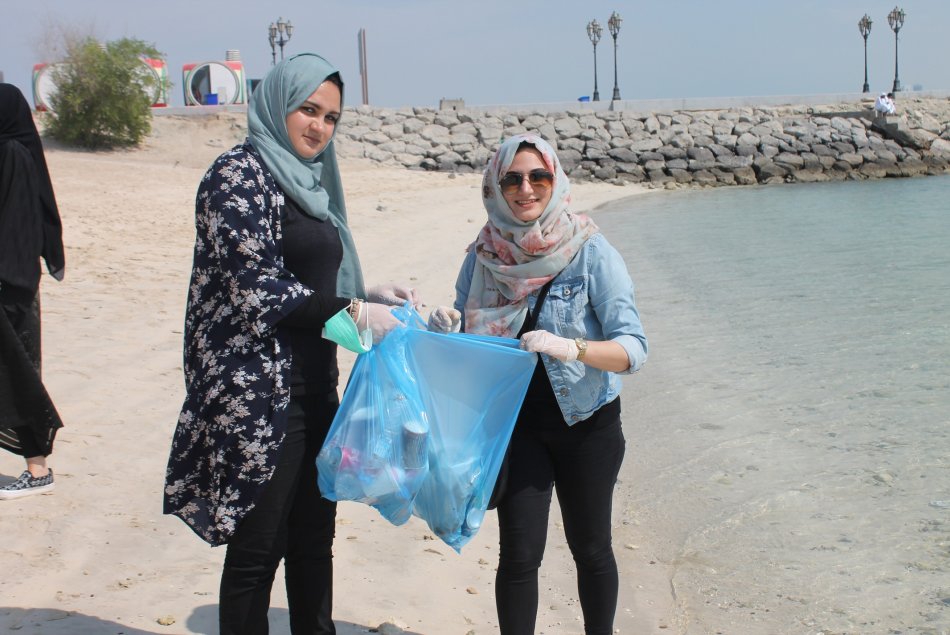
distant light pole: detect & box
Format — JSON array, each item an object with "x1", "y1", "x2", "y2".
[
  {"x1": 586, "y1": 19, "x2": 603, "y2": 101},
  {"x1": 268, "y1": 17, "x2": 294, "y2": 66},
  {"x1": 887, "y1": 6, "x2": 905, "y2": 92},
  {"x1": 607, "y1": 11, "x2": 622, "y2": 101},
  {"x1": 858, "y1": 14, "x2": 872, "y2": 93}
]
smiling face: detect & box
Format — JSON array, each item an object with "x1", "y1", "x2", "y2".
[
  {"x1": 500, "y1": 147, "x2": 554, "y2": 223},
  {"x1": 285, "y1": 79, "x2": 342, "y2": 159}
]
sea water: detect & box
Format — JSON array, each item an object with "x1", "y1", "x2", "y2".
[{"x1": 598, "y1": 175, "x2": 950, "y2": 634}]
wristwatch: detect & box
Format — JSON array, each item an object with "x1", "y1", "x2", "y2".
[{"x1": 574, "y1": 337, "x2": 588, "y2": 361}]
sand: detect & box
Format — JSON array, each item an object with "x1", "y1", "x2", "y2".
[{"x1": 0, "y1": 112, "x2": 664, "y2": 634}]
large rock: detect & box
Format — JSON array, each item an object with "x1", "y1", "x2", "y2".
[
  {"x1": 668, "y1": 168, "x2": 692, "y2": 183},
  {"x1": 754, "y1": 161, "x2": 787, "y2": 179},
  {"x1": 773, "y1": 152, "x2": 805, "y2": 168},
  {"x1": 608, "y1": 148, "x2": 639, "y2": 163},
  {"x1": 716, "y1": 155, "x2": 754, "y2": 170},
  {"x1": 733, "y1": 166, "x2": 758, "y2": 185},
  {"x1": 838, "y1": 152, "x2": 865, "y2": 167},
  {"x1": 419, "y1": 124, "x2": 452, "y2": 144},
  {"x1": 858, "y1": 163, "x2": 888, "y2": 178},
  {"x1": 553, "y1": 117, "x2": 582, "y2": 138},
  {"x1": 631, "y1": 138, "x2": 663, "y2": 152},
  {"x1": 691, "y1": 170, "x2": 719, "y2": 186},
  {"x1": 930, "y1": 138, "x2": 950, "y2": 159}
]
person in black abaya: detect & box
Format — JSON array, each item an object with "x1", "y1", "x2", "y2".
[{"x1": 0, "y1": 83, "x2": 65, "y2": 500}]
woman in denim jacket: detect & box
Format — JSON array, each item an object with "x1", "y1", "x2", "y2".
[{"x1": 428, "y1": 133, "x2": 648, "y2": 634}]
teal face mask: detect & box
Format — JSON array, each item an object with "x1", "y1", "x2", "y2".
[{"x1": 322, "y1": 307, "x2": 373, "y2": 354}]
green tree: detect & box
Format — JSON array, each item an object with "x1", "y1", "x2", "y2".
[{"x1": 47, "y1": 37, "x2": 166, "y2": 149}]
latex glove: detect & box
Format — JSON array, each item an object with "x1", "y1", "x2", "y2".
[
  {"x1": 366, "y1": 282, "x2": 423, "y2": 309},
  {"x1": 520, "y1": 330, "x2": 579, "y2": 363},
  {"x1": 362, "y1": 302, "x2": 406, "y2": 344},
  {"x1": 427, "y1": 306, "x2": 462, "y2": 333}
]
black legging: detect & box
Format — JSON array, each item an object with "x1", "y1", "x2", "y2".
[
  {"x1": 495, "y1": 398, "x2": 624, "y2": 635},
  {"x1": 219, "y1": 392, "x2": 339, "y2": 635}
]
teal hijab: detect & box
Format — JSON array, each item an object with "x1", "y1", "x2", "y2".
[{"x1": 248, "y1": 53, "x2": 364, "y2": 298}]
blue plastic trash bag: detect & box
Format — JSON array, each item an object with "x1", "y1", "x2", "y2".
[
  {"x1": 403, "y1": 324, "x2": 536, "y2": 552},
  {"x1": 316, "y1": 324, "x2": 430, "y2": 525},
  {"x1": 318, "y1": 303, "x2": 536, "y2": 551}
]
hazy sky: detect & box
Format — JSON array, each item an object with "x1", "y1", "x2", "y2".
[{"x1": 2, "y1": 0, "x2": 948, "y2": 109}]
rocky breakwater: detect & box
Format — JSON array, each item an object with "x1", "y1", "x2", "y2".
[{"x1": 335, "y1": 98, "x2": 950, "y2": 187}]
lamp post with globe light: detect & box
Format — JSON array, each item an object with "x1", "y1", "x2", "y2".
[
  {"x1": 586, "y1": 19, "x2": 603, "y2": 101},
  {"x1": 887, "y1": 7, "x2": 905, "y2": 92},
  {"x1": 268, "y1": 17, "x2": 294, "y2": 66},
  {"x1": 858, "y1": 14, "x2": 872, "y2": 93},
  {"x1": 607, "y1": 11, "x2": 622, "y2": 101}
]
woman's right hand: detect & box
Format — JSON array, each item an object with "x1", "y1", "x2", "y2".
[
  {"x1": 427, "y1": 306, "x2": 462, "y2": 333},
  {"x1": 361, "y1": 302, "x2": 406, "y2": 343}
]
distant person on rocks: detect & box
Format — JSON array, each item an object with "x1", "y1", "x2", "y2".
[
  {"x1": 875, "y1": 92, "x2": 896, "y2": 115},
  {"x1": 0, "y1": 83, "x2": 66, "y2": 500}
]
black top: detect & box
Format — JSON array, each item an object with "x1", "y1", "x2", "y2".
[
  {"x1": 515, "y1": 279, "x2": 565, "y2": 425},
  {"x1": 279, "y1": 196, "x2": 350, "y2": 395}
]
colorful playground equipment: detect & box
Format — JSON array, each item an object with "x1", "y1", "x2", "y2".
[
  {"x1": 31, "y1": 62, "x2": 62, "y2": 112},
  {"x1": 181, "y1": 50, "x2": 246, "y2": 106},
  {"x1": 31, "y1": 57, "x2": 170, "y2": 111}
]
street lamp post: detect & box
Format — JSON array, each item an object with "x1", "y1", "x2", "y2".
[
  {"x1": 586, "y1": 19, "x2": 602, "y2": 101},
  {"x1": 268, "y1": 17, "x2": 294, "y2": 66},
  {"x1": 858, "y1": 14, "x2": 872, "y2": 93},
  {"x1": 607, "y1": 11, "x2": 622, "y2": 101},
  {"x1": 887, "y1": 6, "x2": 905, "y2": 93}
]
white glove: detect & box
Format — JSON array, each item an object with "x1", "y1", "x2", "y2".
[
  {"x1": 366, "y1": 282, "x2": 423, "y2": 309},
  {"x1": 361, "y1": 302, "x2": 407, "y2": 344},
  {"x1": 520, "y1": 330, "x2": 578, "y2": 362},
  {"x1": 427, "y1": 306, "x2": 462, "y2": 333}
]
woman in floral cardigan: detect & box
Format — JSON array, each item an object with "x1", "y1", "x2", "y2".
[{"x1": 163, "y1": 53, "x2": 417, "y2": 635}]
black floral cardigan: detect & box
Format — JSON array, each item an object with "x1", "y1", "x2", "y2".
[{"x1": 164, "y1": 143, "x2": 313, "y2": 545}]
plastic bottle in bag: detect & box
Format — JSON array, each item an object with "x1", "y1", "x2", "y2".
[{"x1": 321, "y1": 445, "x2": 366, "y2": 501}]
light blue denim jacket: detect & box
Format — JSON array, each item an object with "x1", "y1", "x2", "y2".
[{"x1": 454, "y1": 233, "x2": 648, "y2": 425}]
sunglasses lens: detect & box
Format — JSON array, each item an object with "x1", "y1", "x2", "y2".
[
  {"x1": 499, "y1": 173, "x2": 523, "y2": 192},
  {"x1": 528, "y1": 170, "x2": 554, "y2": 187}
]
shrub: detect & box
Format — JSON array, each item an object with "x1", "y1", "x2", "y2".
[{"x1": 47, "y1": 37, "x2": 165, "y2": 149}]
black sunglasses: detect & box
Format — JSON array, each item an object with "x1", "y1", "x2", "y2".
[{"x1": 498, "y1": 169, "x2": 555, "y2": 193}]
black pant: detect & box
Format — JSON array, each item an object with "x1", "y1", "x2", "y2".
[
  {"x1": 495, "y1": 398, "x2": 624, "y2": 635},
  {"x1": 219, "y1": 392, "x2": 339, "y2": 635}
]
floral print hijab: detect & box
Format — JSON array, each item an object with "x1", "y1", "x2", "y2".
[{"x1": 464, "y1": 133, "x2": 598, "y2": 337}]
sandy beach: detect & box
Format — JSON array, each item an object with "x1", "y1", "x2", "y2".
[{"x1": 0, "y1": 112, "x2": 662, "y2": 634}]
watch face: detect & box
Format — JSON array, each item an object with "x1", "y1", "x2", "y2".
[{"x1": 575, "y1": 337, "x2": 588, "y2": 358}]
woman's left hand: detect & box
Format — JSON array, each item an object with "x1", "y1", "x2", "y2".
[
  {"x1": 366, "y1": 283, "x2": 423, "y2": 309},
  {"x1": 520, "y1": 330, "x2": 579, "y2": 362}
]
